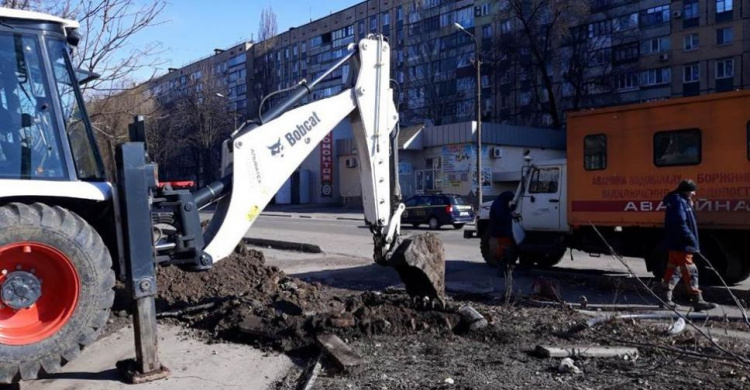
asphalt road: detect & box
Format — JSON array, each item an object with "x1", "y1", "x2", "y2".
[{"x1": 247, "y1": 214, "x2": 652, "y2": 278}]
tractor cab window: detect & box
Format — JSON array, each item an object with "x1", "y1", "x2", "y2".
[
  {"x1": 529, "y1": 167, "x2": 561, "y2": 194},
  {"x1": 46, "y1": 39, "x2": 104, "y2": 181},
  {"x1": 0, "y1": 32, "x2": 66, "y2": 179}
]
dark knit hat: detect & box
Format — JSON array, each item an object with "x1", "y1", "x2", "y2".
[{"x1": 676, "y1": 179, "x2": 697, "y2": 193}]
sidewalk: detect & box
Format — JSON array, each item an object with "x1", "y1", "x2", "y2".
[{"x1": 261, "y1": 203, "x2": 364, "y2": 221}]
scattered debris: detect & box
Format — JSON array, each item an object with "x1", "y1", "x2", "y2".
[
  {"x1": 298, "y1": 353, "x2": 323, "y2": 390},
  {"x1": 316, "y1": 334, "x2": 364, "y2": 369},
  {"x1": 557, "y1": 358, "x2": 581, "y2": 374},
  {"x1": 458, "y1": 305, "x2": 488, "y2": 331},
  {"x1": 444, "y1": 377, "x2": 455, "y2": 384},
  {"x1": 667, "y1": 317, "x2": 686, "y2": 335},
  {"x1": 536, "y1": 345, "x2": 639, "y2": 359}
]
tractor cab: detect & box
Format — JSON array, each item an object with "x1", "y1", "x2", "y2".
[{"x1": 0, "y1": 8, "x2": 104, "y2": 183}]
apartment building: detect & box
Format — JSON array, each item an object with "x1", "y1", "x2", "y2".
[
  {"x1": 495, "y1": 0, "x2": 749, "y2": 127},
  {"x1": 146, "y1": 41, "x2": 253, "y2": 120}
]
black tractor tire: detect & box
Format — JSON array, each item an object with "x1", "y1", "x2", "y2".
[
  {"x1": 0, "y1": 203, "x2": 115, "y2": 383},
  {"x1": 453, "y1": 224, "x2": 465, "y2": 230},
  {"x1": 480, "y1": 230, "x2": 497, "y2": 267},
  {"x1": 428, "y1": 217, "x2": 441, "y2": 230}
]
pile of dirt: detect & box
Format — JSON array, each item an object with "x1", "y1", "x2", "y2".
[{"x1": 155, "y1": 248, "x2": 460, "y2": 351}]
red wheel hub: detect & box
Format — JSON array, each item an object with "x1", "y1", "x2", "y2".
[{"x1": 0, "y1": 242, "x2": 79, "y2": 345}]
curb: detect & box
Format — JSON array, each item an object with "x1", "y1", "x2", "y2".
[
  {"x1": 260, "y1": 212, "x2": 363, "y2": 222},
  {"x1": 243, "y1": 238, "x2": 323, "y2": 254}
]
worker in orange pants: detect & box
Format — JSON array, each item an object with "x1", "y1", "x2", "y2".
[
  {"x1": 488, "y1": 191, "x2": 517, "y2": 277},
  {"x1": 661, "y1": 179, "x2": 716, "y2": 311}
]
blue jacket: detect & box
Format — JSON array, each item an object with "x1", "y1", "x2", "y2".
[
  {"x1": 489, "y1": 191, "x2": 515, "y2": 238},
  {"x1": 663, "y1": 192, "x2": 700, "y2": 253}
]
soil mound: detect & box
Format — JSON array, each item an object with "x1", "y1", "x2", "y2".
[{"x1": 156, "y1": 249, "x2": 460, "y2": 351}]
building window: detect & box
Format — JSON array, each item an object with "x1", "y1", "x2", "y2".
[
  {"x1": 715, "y1": 58, "x2": 734, "y2": 79},
  {"x1": 654, "y1": 129, "x2": 702, "y2": 167},
  {"x1": 641, "y1": 67, "x2": 671, "y2": 86},
  {"x1": 482, "y1": 25, "x2": 493, "y2": 39},
  {"x1": 716, "y1": 27, "x2": 733, "y2": 45},
  {"x1": 683, "y1": 0, "x2": 699, "y2": 20},
  {"x1": 641, "y1": 36, "x2": 670, "y2": 55},
  {"x1": 529, "y1": 168, "x2": 561, "y2": 194},
  {"x1": 613, "y1": 42, "x2": 639, "y2": 64},
  {"x1": 584, "y1": 134, "x2": 607, "y2": 171},
  {"x1": 370, "y1": 15, "x2": 378, "y2": 32},
  {"x1": 382, "y1": 12, "x2": 390, "y2": 27},
  {"x1": 684, "y1": 33, "x2": 699, "y2": 51},
  {"x1": 500, "y1": 20, "x2": 512, "y2": 34},
  {"x1": 396, "y1": 6, "x2": 403, "y2": 21},
  {"x1": 640, "y1": 5, "x2": 670, "y2": 28},
  {"x1": 716, "y1": 0, "x2": 733, "y2": 13},
  {"x1": 683, "y1": 63, "x2": 700, "y2": 83},
  {"x1": 613, "y1": 72, "x2": 639, "y2": 90}
]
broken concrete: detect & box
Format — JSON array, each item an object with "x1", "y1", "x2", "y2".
[{"x1": 316, "y1": 334, "x2": 364, "y2": 369}]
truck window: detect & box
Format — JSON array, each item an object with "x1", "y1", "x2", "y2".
[
  {"x1": 654, "y1": 129, "x2": 701, "y2": 167},
  {"x1": 529, "y1": 167, "x2": 561, "y2": 194},
  {"x1": 584, "y1": 134, "x2": 607, "y2": 170}
]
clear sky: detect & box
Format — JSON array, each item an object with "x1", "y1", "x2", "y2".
[{"x1": 128, "y1": 0, "x2": 361, "y2": 81}]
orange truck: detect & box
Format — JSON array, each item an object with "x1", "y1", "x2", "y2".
[{"x1": 476, "y1": 90, "x2": 750, "y2": 284}]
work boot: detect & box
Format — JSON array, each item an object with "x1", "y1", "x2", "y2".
[
  {"x1": 661, "y1": 288, "x2": 676, "y2": 309},
  {"x1": 691, "y1": 293, "x2": 717, "y2": 311}
]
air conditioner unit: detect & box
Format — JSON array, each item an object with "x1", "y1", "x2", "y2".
[
  {"x1": 345, "y1": 157, "x2": 358, "y2": 168},
  {"x1": 673, "y1": 10, "x2": 682, "y2": 19},
  {"x1": 490, "y1": 147, "x2": 503, "y2": 159},
  {"x1": 658, "y1": 53, "x2": 670, "y2": 62}
]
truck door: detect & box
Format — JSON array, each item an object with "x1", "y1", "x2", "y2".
[{"x1": 521, "y1": 166, "x2": 562, "y2": 231}]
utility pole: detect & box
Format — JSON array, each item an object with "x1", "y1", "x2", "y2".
[{"x1": 454, "y1": 23, "x2": 483, "y2": 212}]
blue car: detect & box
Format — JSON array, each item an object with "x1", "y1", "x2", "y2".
[{"x1": 401, "y1": 194, "x2": 474, "y2": 230}]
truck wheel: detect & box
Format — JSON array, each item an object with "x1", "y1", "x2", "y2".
[
  {"x1": 519, "y1": 247, "x2": 566, "y2": 268},
  {"x1": 480, "y1": 230, "x2": 498, "y2": 267},
  {"x1": 428, "y1": 217, "x2": 440, "y2": 230},
  {"x1": 0, "y1": 203, "x2": 115, "y2": 383},
  {"x1": 699, "y1": 234, "x2": 750, "y2": 286}
]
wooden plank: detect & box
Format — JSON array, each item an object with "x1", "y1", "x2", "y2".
[
  {"x1": 535, "y1": 345, "x2": 639, "y2": 358},
  {"x1": 316, "y1": 334, "x2": 364, "y2": 368}
]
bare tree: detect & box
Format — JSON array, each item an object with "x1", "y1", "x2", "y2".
[
  {"x1": 157, "y1": 65, "x2": 233, "y2": 186},
  {"x1": 4, "y1": 0, "x2": 167, "y2": 98},
  {"x1": 85, "y1": 81, "x2": 160, "y2": 178},
  {"x1": 494, "y1": 0, "x2": 588, "y2": 128},
  {"x1": 250, "y1": 6, "x2": 279, "y2": 120}
]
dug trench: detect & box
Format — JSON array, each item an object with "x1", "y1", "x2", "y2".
[{"x1": 104, "y1": 246, "x2": 750, "y2": 389}]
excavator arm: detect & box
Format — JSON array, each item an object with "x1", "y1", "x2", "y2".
[
  {"x1": 202, "y1": 36, "x2": 400, "y2": 264},
  {"x1": 153, "y1": 35, "x2": 444, "y2": 302}
]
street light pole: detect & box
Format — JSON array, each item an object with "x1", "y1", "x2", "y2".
[{"x1": 454, "y1": 23, "x2": 483, "y2": 213}]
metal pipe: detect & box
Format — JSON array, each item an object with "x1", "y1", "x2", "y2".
[
  {"x1": 154, "y1": 242, "x2": 176, "y2": 252},
  {"x1": 193, "y1": 175, "x2": 232, "y2": 209},
  {"x1": 585, "y1": 312, "x2": 709, "y2": 328}
]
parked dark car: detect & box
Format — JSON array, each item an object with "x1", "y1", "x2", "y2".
[{"x1": 401, "y1": 194, "x2": 474, "y2": 230}]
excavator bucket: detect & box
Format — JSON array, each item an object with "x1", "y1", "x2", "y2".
[{"x1": 387, "y1": 233, "x2": 446, "y2": 305}]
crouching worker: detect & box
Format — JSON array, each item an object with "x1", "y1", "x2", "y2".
[
  {"x1": 661, "y1": 179, "x2": 717, "y2": 311},
  {"x1": 489, "y1": 191, "x2": 518, "y2": 278}
]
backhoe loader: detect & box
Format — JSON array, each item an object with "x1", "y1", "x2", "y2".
[{"x1": 0, "y1": 8, "x2": 445, "y2": 383}]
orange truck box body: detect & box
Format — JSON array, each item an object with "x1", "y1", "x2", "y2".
[{"x1": 566, "y1": 90, "x2": 750, "y2": 231}]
